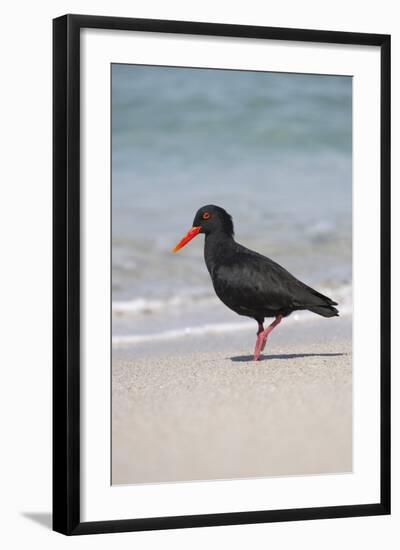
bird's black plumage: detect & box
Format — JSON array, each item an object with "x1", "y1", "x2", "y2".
[{"x1": 191, "y1": 204, "x2": 339, "y2": 324}]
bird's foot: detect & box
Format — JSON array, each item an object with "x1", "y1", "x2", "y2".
[
  {"x1": 253, "y1": 331, "x2": 264, "y2": 361},
  {"x1": 255, "y1": 333, "x2": 269, "y2": 357}
]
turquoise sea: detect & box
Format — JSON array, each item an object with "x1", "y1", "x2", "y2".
[{"x1": 111, "y1": 64, "x2": 352, "y2": 343}]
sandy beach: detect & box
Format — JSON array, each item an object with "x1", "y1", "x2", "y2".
[{"x1": 112, "y1": 316, "x2": 352, "y2": 485}]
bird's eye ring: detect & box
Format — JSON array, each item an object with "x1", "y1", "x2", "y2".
[{"x1": 202, "y1": 212, "x2": 211, "y2": 220}]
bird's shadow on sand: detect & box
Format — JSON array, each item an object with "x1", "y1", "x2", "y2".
[{"x1": 230, "y1": 352, "x2": 346, "y2": 362}]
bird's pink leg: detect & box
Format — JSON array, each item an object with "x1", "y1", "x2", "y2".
[
  {"x1": 253, "y1": 322, "x2": 265, "y2": 361},
  {"x1": 260, "y1": 315, "x2": 283, "y2": 352},
  {"x1": 253, "y1": 315, "x2": 283, "y2": 361}
]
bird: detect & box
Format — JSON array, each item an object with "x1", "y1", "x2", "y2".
[{"x1": 172, "y1": 204, "x2": 339, "y2": 361}]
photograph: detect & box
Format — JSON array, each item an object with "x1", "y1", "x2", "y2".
[{"x1": 111, "y1": 63, "x2": 353, "y2": 485}]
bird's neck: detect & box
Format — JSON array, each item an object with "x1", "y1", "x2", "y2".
[{"x1": 204, "y1": 231, "x2": 235, "y2": 275}]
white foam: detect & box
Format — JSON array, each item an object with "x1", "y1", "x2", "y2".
[
  {"x1": 112, "y1": 292, "x2": 217, "y2": 316},
  {"x1": 112, "y1": 306, "x2": 352, "y2": 347},
  {"x1": 113, "y1": 283, "x2": 352, "y2": 317},
  {"x1": 112, "y1": 321, "x2": 251, "y2": 346}
]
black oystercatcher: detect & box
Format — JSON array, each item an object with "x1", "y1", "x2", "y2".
[{"x1": 172, "y1": 205, "x2": 339, "y2": 361}]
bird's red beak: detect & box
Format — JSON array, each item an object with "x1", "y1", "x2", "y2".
[{"x1": 172, "y1": 226, "x2": 201, "y2": 252}]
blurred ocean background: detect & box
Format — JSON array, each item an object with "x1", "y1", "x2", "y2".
[{"x1": 112, "y1": 64, "x2": 352, "y2": 345}]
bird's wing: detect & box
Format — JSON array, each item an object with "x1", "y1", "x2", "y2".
[{"x1": 212, "y1": 246, "x2": 336, "y2": 314}]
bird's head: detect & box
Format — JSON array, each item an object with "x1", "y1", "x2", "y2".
[{"x1": 172, "y1": 205, "x2": 234, "y2": 252}]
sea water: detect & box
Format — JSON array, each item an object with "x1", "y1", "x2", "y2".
[{"x1": 111, "y1": 64, "x2": 352, "y2": 344}]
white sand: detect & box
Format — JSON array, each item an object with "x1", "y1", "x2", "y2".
[{"x1": 112, "y1": 317, "x2": 352, "y2": 485}]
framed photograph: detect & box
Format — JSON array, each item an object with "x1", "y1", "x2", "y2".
[{"x1": 53, "y1": 14, "x2": 391, "y2": 535}]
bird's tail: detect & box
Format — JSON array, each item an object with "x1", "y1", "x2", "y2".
[
  {"x1": 304, "y1": 286, "x2": 339, "y2": 318},
  {"x1": 307, "y1": 304, "x2": 339, "y2": 318}
]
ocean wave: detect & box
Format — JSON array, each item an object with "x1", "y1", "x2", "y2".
[
  {"x1": 113, "y1": 283, "x2": 352, "y2": 317},
  {"x1": 112, "y1": 287, "x2": 352, "y2": 346},
  {"x1": 112, "y1": 291, "x2": 217, "y2": 316},
  {"x1": 112, "y1": 321, "x2": 251, "y2": 346}
]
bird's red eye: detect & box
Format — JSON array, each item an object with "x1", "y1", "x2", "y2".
[{"x1": 202, "y1": 212, "x2": 211, "y2": 220}]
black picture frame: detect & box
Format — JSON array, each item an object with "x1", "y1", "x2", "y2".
[{"x1": 53, "y1": 14, "x2": 391, "y2": 535}]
